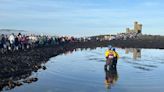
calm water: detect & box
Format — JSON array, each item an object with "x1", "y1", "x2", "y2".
[{"x1": 8, "y1": 48, "x2": 164, "y2": 92}]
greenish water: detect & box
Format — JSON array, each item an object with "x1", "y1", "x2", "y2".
[{"x1": 9, "y1": 48, "x2": 164, "y2": 92}]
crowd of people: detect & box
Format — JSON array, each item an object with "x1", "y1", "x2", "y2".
[
  {"x1": 0, "y1": 33, "x2": 77, "y2": 54},
  {"x1": 0, "y1": 32, "x2": 142, "y2": 54},
  {"x1": 115, "y1": 32, "x2": 141, "y2": 40}
]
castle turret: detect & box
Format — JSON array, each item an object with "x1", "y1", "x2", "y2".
[
  {"x1": 137, "y1": 24, "x2": 142, "y2": 33},
  {"x1": 134, "y1": 21, "x2": 138, "y2": 32},
  {"x1": 134, "y1": 21, "x2": 142, "y2": 33}
]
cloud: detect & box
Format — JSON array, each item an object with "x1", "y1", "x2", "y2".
[
  {"x1": 143, "y1": 1, "x2": 160, "y2": 6},
  {"x1": 0, "y1": 0, "x2": 164, "y2": 36}
]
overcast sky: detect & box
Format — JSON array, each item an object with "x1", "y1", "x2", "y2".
[{"x1": 0, "y1": 0, "x2": 164, "y2": 36}]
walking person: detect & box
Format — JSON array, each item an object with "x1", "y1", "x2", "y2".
[
  {"x1": 112, "y1": 48, "x2": 119, "y2": 68},
  {"x1": 105, "y1": 45, "x2": 115, "y2": 70}
]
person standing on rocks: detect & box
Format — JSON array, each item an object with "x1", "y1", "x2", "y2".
[
  {"x1": 8, "y1": 33, "x2": 15, "y2": 51},
  {"x1": 0, "y1": 34, "x2": 7, "y2": 53}
]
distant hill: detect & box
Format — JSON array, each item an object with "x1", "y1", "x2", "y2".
[
  {"x1": 0, "y1": 29, "x2": 30, "y2": 35},
  {"x1": 0, "y1": 29, "x2": 25, "y2": 33}
]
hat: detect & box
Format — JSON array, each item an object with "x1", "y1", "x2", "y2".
[
  {"x1": 112, "y1": 48, "x2": 116, "y2": 51},
  {"x1": 108, "y1": 45, "x2": 112, "y2": 50}
]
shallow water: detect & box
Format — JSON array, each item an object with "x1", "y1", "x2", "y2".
[{"x1": 8, "y1": 48, "x2": 164, "y2": 92}]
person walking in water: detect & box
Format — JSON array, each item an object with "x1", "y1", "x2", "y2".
[
  {"x1": 112, "y1": 48, "x2": 119, "y2": 68},
  {"x1": 105, "y1": 45, "x2": 115, "y2": 70}
]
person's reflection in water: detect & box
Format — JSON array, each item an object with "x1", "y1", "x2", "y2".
[{"x1": 104, "y1": 66, "x2": 118, "y2": 89}]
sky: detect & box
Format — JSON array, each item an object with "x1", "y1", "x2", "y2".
[{"x1": 0, "y1": 0, "x2": 164, "y2": 37}]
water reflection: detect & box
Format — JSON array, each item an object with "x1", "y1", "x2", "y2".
[
  {"x1": 0, "y1": 47, "x2": 101, "y2": 91},
  {"x1": 0, "y1": 63, "x2": 47, "y2": 91},
  {"x1": 124, "y1": 48, "x2": 159, "y2": 71},
  {"x1": 125, "y1": 48, "x2": 141, "y2": 59},
  {"x1": 104, "y1": 67, "x2": 118, "y2": 89},
  {"x1": 0, "y1": 72, "x2": 38, "y2": 91},
  {"x1": 1, "y1": 47, "x2": 164, "y2": 92},
  {"x1": 63, "y1": 47, "x2": 98, "y2": 55}
]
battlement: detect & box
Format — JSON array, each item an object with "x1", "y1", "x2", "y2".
[{"x1": 126, "y1": 21, "x2": 142, "y2": 34}]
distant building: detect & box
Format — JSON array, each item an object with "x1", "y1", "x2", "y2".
[{"x1": 126, "y1": 21, "x2": 142, "y2": 34}]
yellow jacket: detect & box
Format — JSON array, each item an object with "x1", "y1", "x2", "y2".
[
  {"x1": 105, "y1": 50, "x2": 116, "y2": 57},
  {"x1": 105, "y1": 50, "x2": 119, "y2": 59},
  {"x1": 113, "y1": 51, "x2": 119, "y2": 59}
]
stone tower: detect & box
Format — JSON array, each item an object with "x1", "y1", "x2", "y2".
[
  {"x1": 134, "y1": 21, "x2": 142, "y2": 33},
  {"x1": 137, "y1": 24, "x2": 142, "y2": 33}
]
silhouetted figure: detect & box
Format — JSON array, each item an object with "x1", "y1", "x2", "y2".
[
  {"x1": 112, "y1": 48, "x2": 119, "y2": 68},
  {"x1": 105, "y1": 46, "x2": 119, "y2": 71},
  {"x1": 104, "y1": 45, "x2": 114, "y2": 71}
]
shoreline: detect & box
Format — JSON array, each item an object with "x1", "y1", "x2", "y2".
[
  {"x1": 1, "y1": 40, "x2": 164, "y2": 77},
  {"x1": 1, "y1": 40, "x2": 164, "y2": 78},
  {"x1": 0, "y1": 40, "x2": 164, "y2": 90},
  {"x1": 109, "y1": 39, "x2": 164, "y2": 49}
]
